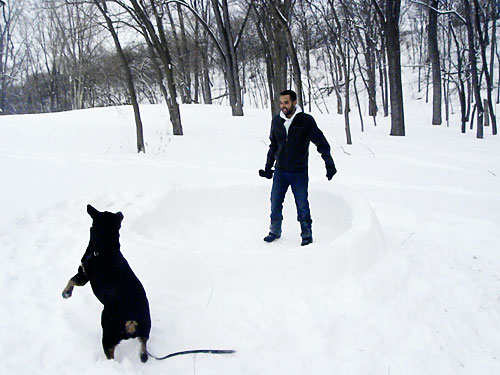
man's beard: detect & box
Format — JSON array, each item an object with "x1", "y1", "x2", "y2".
[{"x1": 282, "y1": 106, "x2": 295, "y2": 116}]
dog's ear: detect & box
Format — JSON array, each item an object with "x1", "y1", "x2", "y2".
[
  {"x1": 87, "y1": 204, "x2": 99, "y2": 219},
  {"x1": 116, "y1": 212, "x2": 124, "y2": 222}
]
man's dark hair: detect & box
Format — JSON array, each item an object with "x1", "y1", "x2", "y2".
[{"x1": 279, "y1": 89, "x2": 297, "y2": 101}]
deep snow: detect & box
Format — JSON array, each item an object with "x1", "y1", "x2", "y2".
[{"x1": 0, "y1": 100, "x2": 499, "y2": 374}]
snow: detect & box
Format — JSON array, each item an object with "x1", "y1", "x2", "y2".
[{"x1": 0, "y1": 101, "x2": 499, "y2": 374}]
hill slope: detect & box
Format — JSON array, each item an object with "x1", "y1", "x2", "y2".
[{"x1": 0, "y1": 103, "x2": 499, "y2": 374}]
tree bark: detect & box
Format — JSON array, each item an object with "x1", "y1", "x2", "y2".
[
  {"x1": 450, "y1": 21, "x2": 467, "y2": 133},
  {"x1": 473, "y1": 0, "x2": 496, "y2": 135},
  {"x1": 463, "y1": 0, "x2": 484, "y2": 139},
  {"x1": 373, "y1": 0, "x2": 405, "y2": 135},
  {"x1": 365, "y1": 24, "x2": 378, "y2": 118},
  {"x1": 428, "y1": 0, "x2": 442, "y2": 125}
]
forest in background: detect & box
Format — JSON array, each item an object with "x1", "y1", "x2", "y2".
[{"x1": 1, "y1": 0, "x2": 498, "y2": 150}]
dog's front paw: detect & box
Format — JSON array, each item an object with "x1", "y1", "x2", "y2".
[{"x1": 62, "y1": 286, "x2": 73, "y2": 299}]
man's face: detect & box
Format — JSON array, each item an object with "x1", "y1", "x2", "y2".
[{"x1": 280, "y1": 95, "x2": 297, "y2": 118}]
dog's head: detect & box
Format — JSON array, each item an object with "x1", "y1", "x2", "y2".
[
  {"x1": 87, "y1": 204, "x2": 123, "y2": 230},
  {"x1": 81, "y1": 205, "x2": 124, "y2": 268}
]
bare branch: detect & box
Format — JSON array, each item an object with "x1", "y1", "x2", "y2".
[
  {"x1": 408, "y1": 0, "x2": 466, "y2": 24},
  {"x1": 371, "y1": 0, "x2": 386, "y2": 25},
  {"x1": 234, "y1": 0, "x2": 253, "y2": 50},
  {"x1": 161, "y1": 0, "x2": 225, "y2": 58}
]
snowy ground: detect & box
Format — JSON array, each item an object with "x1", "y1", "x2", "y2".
[{"x1": 0, "y1": 100, "x2": 499, "y2": 374}]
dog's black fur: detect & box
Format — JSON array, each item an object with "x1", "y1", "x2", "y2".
[{"x1": 62, "y1": 205, "x2": 151, "y2": 362}]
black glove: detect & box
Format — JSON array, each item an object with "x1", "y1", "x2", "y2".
[
  {"x1": 259, "y1": 168, "x2": 274, "y2": 179},
  {"x1": 326, "y1": 163, "x2": 337, "y2": 180}
]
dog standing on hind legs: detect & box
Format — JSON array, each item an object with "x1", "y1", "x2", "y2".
[{"x1": 62, "y1": 204, "x2": 151, "y2": 362}]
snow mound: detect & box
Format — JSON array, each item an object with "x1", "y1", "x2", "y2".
[{"x1": 128, "y1": 184, "x2": 384, "y2": 273}]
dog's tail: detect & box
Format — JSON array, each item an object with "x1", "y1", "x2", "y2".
[{"x1": 125, "y1": 320, "x2": 139, "y2": 334}]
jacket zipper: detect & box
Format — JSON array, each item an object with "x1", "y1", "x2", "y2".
[{"x1": 285, "y1": 122, "x2": 289, "y2": 169}]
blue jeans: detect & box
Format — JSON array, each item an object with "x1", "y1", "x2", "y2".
[{"x1": 270, "y1": 168, "x2": 312, "y2": 224}]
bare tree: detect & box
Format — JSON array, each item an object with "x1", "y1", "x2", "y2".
[
  {"x1": 463, "y1": 0, "x2": 484, "y2": 138},
  {"x1": 251, "y1": 0, "x2": 289, "y2": 116},
  {"x1": 489, "y1": 0, "x2": 497, "y2": 108},
  {"x1": 428, "y1": 0, "x2": 442, "y2": 125},
  {"x1": 51, "y1": 0, "x2": 105, "y2": 110},
  {"x1": 472, "y1": 0, "x2": 496, "y2": 135},
  {"x1": 194, "y1": 0, "x2": 213, "y2": 105},
  {"x1": 330, "y1": 1, "x2": 353, "y2": 144},
  {"x1": 0, "y1": 0, "x2": 26, "y2": 113},
  {"x1": 166, "y1": 4, "x2": 192, "y2": 103},
  {"x1": 210, "y1": 0, "x2": 244, "y2": 115},
  {"x1": 264, "y1": 0, "x2": 304, "y2": 109},
  {"x1": 92, "y1": 0, "x2": 145, "y2": 152},
  {"x1": 163, "y1": 0, "x2": 251, "y2": 116},
  {"x1": 448, "y1": 18, "x2": 467, "y2": 133},
  {"x1": 114, "y1": 0, "x2": 183, "y2": 135},
  {"x1": 373, "y1": 0, "x2": 405, "y2": 136}
]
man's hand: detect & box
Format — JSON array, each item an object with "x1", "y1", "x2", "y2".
[
  {"x1": 259, "y1": 168, "x2": 274, "y2": 179},
  {"x1": 326, "y1": 164, "x2": 337, "y2": 180}
]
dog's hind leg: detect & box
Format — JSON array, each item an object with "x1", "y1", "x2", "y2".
[
  {"x1": 104, "y1": 345, "x2": 116, "y2": 360},
  {"x1": 102, "y1": 330, "x2": 119, "y2": 360},
  {"x1": 102, "y1": 335, "x2": 120, "y2": 360},
  {"x1": 101, "y1": 310, "x2": 121, "y2": 360},
  {"x1": 139, "y1": 337, "x2": 148, "y2": 363}
]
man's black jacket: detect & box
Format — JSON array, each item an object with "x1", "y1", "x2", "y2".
[{"x1": 265, "y1": 112, "x2": 335, "y2": 173}]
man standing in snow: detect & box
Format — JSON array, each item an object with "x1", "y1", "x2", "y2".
[{"x1": 259, "y1": 90, "x2": 337, "y2": 246}]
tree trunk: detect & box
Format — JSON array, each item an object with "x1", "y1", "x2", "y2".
[
  {"x1": 201, "y1": 53, "x2": 212, "y2": 104},
  {"x1": 211, "y1": 0, "x2": 244, "y2": 116},
  {"x1": 252, "y1": 1, "x2": 289, "y2": 115},
  {"x1": 254, "y1": 15, "x2": 276, "y2": 117},
  {"x1": 383, "y1": 0, "x2": 405, "y2": 136},
  {"x1": 463, "y1": 0, "x2": 484, "y2": 139},
  {"x1": 353, "y1": 57, "x2": 365, "y2": 132},
  {"x1": 378, "y1": 41, "x2": 389, "y2": 117},
  {"x1": 489, "y1": 2, "x2": 496, "y2": 108},
  {"x1": 165, "y1": 6, "x2": 188, "y2": 104},
  {"x1": 365, "y1": 25, "x2": 378, "y2": 118},
  {"x1": 331, "y1": 5, "x2": 352, "y2": 143},
  {"x1": 265, "y1": 0, "x2": 304, "y2": 108},
  {"x1": 473, "y1": 0, "x2": 497, "y2": 135},
  {"x1": 484, "y1": 99, "x2": 490, "y2": 127},
  {"x1": 428, "y1": 0, "x2": 442, "y2": 125},
  {"x1": 145, "y1": 0, "x2": 183, "y2": 135},
  {"x1": 94, "y1": 0, "x2": 145, "y2": 153},
  {"x1": 177, "y1": 4, "x2": 192, "y2": 103},
  {"x1": 302, "y1": 14, "x2": 312, "y2": 112},
  {"x1": 143, "y1": 28, "x2": 170, "y2": 108},
  {"x1": 450, "y1": 22, "x2": 467, "y2": 133}
]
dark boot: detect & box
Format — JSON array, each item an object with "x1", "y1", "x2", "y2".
[
  {"x1": 300, "y1": 221, "x2": 312, "y2": 246},
  {"x1": 264, "y1": 220, "x2": 282, "y2": 243}
]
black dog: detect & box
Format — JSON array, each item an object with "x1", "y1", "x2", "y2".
[{"x1": 62, "y1": 205, "x2": 151, "y2": 362}]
